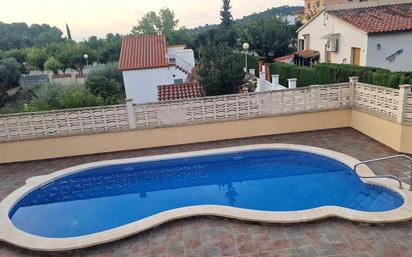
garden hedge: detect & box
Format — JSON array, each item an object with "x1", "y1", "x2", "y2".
[{"x1": 268, "y1": 63, "x2": 412, "y2": 88}]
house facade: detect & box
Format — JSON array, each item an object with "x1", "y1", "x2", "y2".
[
  {"x1": 297, "y1": 3, "x2": 412, "y2": 72},
  {"x1": 118, "y1": 34, "x2": 195, "y2": 104}
]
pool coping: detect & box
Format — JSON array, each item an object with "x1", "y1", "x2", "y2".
[{"x1": 0, "y1": 144, "x2": 411, "y2": 252}]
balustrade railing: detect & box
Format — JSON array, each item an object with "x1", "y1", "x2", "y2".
[{"x1": 0, "y1": 80, "x2": 411, "y2": 142}]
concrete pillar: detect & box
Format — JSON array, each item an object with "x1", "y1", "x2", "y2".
[
  {"x1": 349, "y1": 76, "x2": 359, "y2": 106},
  {"x1": 126, "y1": 98, "x2": 136, "y2": 129},
  {"x1": 259, "y1": 71, "x2": 266, "y2": 80},
  {"x1": 398, "y1": 84, "x2": 412, "y2": 123},
  {"x1": 349, "y1": 76, "x2": 359, "y2": 86},
  {"x1": 288, "y1": 78, "x2": 297, "y2": 89},
  {"x1": 272, "y1": 74, "x2": 280, "y2": 88}
]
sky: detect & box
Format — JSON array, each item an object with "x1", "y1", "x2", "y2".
[{"x1": 0, "y1": 0, "x2": 302, "y2": 41}]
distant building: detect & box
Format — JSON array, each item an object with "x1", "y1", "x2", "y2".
[
  {"x1": 303, "y1": 0, "x2": 326, "y2": 21},
  {"x1": 297, "y1": 3, "x2": 412, "y2": 71},
  {"x1": 118, "y1": 34, "x2": 195, "y2": 104}
]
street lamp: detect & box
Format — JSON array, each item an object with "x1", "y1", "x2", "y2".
[
  {"x1": 83, "y1": 54, "x2": 89, "y2": 66},
  {"x1": 242, "y1": 43, "x2": 250, "y2": 72}
]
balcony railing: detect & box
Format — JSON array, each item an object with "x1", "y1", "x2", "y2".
[{"x1": 0, "y1": 80, "x2": 411, "y2": 142}]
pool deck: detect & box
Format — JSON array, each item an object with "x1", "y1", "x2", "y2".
[{"x1": 1, "y1": 128, "x2": 412, "y2": 257}]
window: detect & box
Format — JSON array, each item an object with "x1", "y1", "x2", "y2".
[
  {"x1": 174, "y1": 79, "x2": 183, "y2": 84},
  {"x1": 303, "y1": 34, "x2": 310, "y2": 50},
  {"x1": 316, "y1": 1, "x2": 320, "y2": 8},
  {"x1": 298, "y1": 39, "x2": 305, "y2": 51}
]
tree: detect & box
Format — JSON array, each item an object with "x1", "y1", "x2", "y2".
[
  {"x1": 26, "y1": 48, "x2": 48, "y2": 72},
  {"x1": 97, "y1": 34, "x2": 122, "y2": 63},
  {"x1": 158, "y1": 8, "x2": 179, "y2": 37},
  {"x1": 220, "y1": 0, "x2": 233, "y2": 27},
  {"x1": 131, "y1": 8, "x2": 178, "y2": 38},
  {"x1": 198, "y1": 44, "x2": 244, "y2": 96},
  {"x1": 66, "y1": 23, "x2": 72, "y2": 40},
  {"x1": 44, "y1": 57, "x2": 61, "y2": 74},
  {"x1": 239, "y1": 16, "x2": 294, "y2": 58},
  {"x1": 53, "y1": 42, "x2": 75, "y2": 73},
  {"x1": 213, "y1": 0, "x2": 236, "y2": 47},
  {"x1": 131, "y1": 11, "x2": 160, "y2": 34},
  {"x1": 85, "y1": 77, "x2": 121, "y2": 104},
  {"x1": 0, "y1": 22, "x2": 63, "y2": 51},
  {"x1": 0, "y1": 57, "x2": 21, "y2": 88}
]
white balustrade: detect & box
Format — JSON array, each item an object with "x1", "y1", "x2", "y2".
[{"x1": 1, "y1": 80, "x2": 411, "y2": 142}]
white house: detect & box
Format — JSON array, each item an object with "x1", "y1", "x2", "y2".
[
  {"x1": 297, "y1": 2, "x2": 412, "y2": 72},
  {"x1": 118, "y1": 34, "x2": 196, "y2": 104}
]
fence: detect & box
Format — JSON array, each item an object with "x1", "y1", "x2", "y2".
[
  {"x1": 0, "y1": 105, "x2": 129, "y2": 142},
  {"x1": 353, "y1": 83, "x2": 400, "y2": 121},
  {"x1": 406, "y1": 92, "x2": 412, "y2": 123},
  {"x1": 20, "y1": 74, "x2": 50, "y2": 88},
  {"x1": 0, "y1": 81, "x2": 411, "y2": 142},
  {"x1": 134, "y1": 83, "x2": 352, "y2": 128}
]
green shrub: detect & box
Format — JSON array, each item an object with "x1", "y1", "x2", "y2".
[
  {"x1": 44, "y1": 57, "x2": 61, "y2": 75},
  {"x1": 85, "y1": 77, "x2": 121, "y2": 104},
  {"x1": 58, "y1": 85, "x2": 104, "y2": 109},
  {"x1": 30, "y1": 84, "x2": 104, "y2": 111},
  {"x1": 87, "y1": 63, "x2": 124, "y2": 90},
  {"x1": 31, "y1": 84, "x2": 62, "y2": 110},
  {"x1": 0, "y1": 57, "x2": 21, "y2": 88},
  {"x1": 268, "y1": 62, "x2": 410, "y2": 88}
]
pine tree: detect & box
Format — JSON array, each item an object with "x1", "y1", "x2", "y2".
[
  {"x1": 220, "y1": 0, "x2": 233, "y2": 27},
  {"x1": 66, "y1": 23, "x2": 72, "y2": 40}
]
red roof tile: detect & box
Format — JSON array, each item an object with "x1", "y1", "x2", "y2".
[
  {"x1": 295, "y1": 49, "x2": 320, "y2": 58},
  {"x1": 274, "y1": 54, "x2": 294, "y2": 62},
  {"x1": 328, "y1": 3, "x2": 412, "y2": 34},
  {"x1": 118, "y1": 34, "x2": 169, "y2": 71},
  {"x1": 157, "y1": 83, "x2": 204, "y2": 101}
]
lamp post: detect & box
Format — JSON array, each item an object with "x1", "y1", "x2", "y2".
[
  {"x1": 83, "y1": 54, "x2": 89, "y2": 66},
  {"x1": 242, "y1": 43, "x2": 250, "y2": 72}
]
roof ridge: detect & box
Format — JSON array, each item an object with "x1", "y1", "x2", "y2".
[{"x1": 327, "y1": 2, "x2": 412, "y2": 13}]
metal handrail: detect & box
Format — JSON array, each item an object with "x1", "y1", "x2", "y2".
[{"x1": 354, "y1": 155, "x2": 412, "y2": 191}]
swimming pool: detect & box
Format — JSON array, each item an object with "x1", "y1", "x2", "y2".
[{"x1": 1, "y1": 144, "x2": 411, "y2": 251}]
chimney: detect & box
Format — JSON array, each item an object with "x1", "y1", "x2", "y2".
[{"x1": 288, "y1": 78, "x2": 297, "y2": 89}]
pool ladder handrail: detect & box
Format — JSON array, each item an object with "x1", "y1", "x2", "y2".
[{"x1": 354, "y1": 155, "x2": 412, "y2": 191}]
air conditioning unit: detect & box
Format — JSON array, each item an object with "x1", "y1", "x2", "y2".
[{"x1": 326, "y1": 38, "x2": 338, "y2": 52}]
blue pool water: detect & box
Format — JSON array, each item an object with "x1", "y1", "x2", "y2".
[{"x1": 10, "y1": 150, "x2": 403, "y2": 238}]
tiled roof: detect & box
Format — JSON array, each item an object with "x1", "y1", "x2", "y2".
[
  {"x1": 157, "y1": 83, "x2": 204, "y2": 101},
  {"x1": 295, "y1": 49, "x2": 320, "y2": 58},
  {"x1": 118, "y1": 34, "x2": 169, "y2": 71},
  {"x1": 274, "y1": 54, "x2": 294, "y2": 62},
  {"x1": 328, "y1": 3, "x2": 412, "y2": 34}
]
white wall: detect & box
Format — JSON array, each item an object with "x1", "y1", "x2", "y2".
[
  {"x1": 367, "y1": 32, "x2": 412, "y2": 72},
  {"x1": 123, "y1": 66, "x2": 187, "y2": 104},
  {"x1": 167, "y1": 46, "x2": 185, "y2": 58},
  {"x1": 298, "y1": 11, "x2": 368, "y2": 65},
  {"x1": 175, "y1": 49, "x2": 195, "y2": 72}
]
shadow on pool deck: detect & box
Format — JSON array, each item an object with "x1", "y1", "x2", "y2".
[{"x1": 1, "y1": 128, "x2": 412, "y2": 257}]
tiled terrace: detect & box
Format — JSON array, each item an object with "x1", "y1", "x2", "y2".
[{"x1": 0, "y1": 128, "x2": 411, "y2": 257}]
